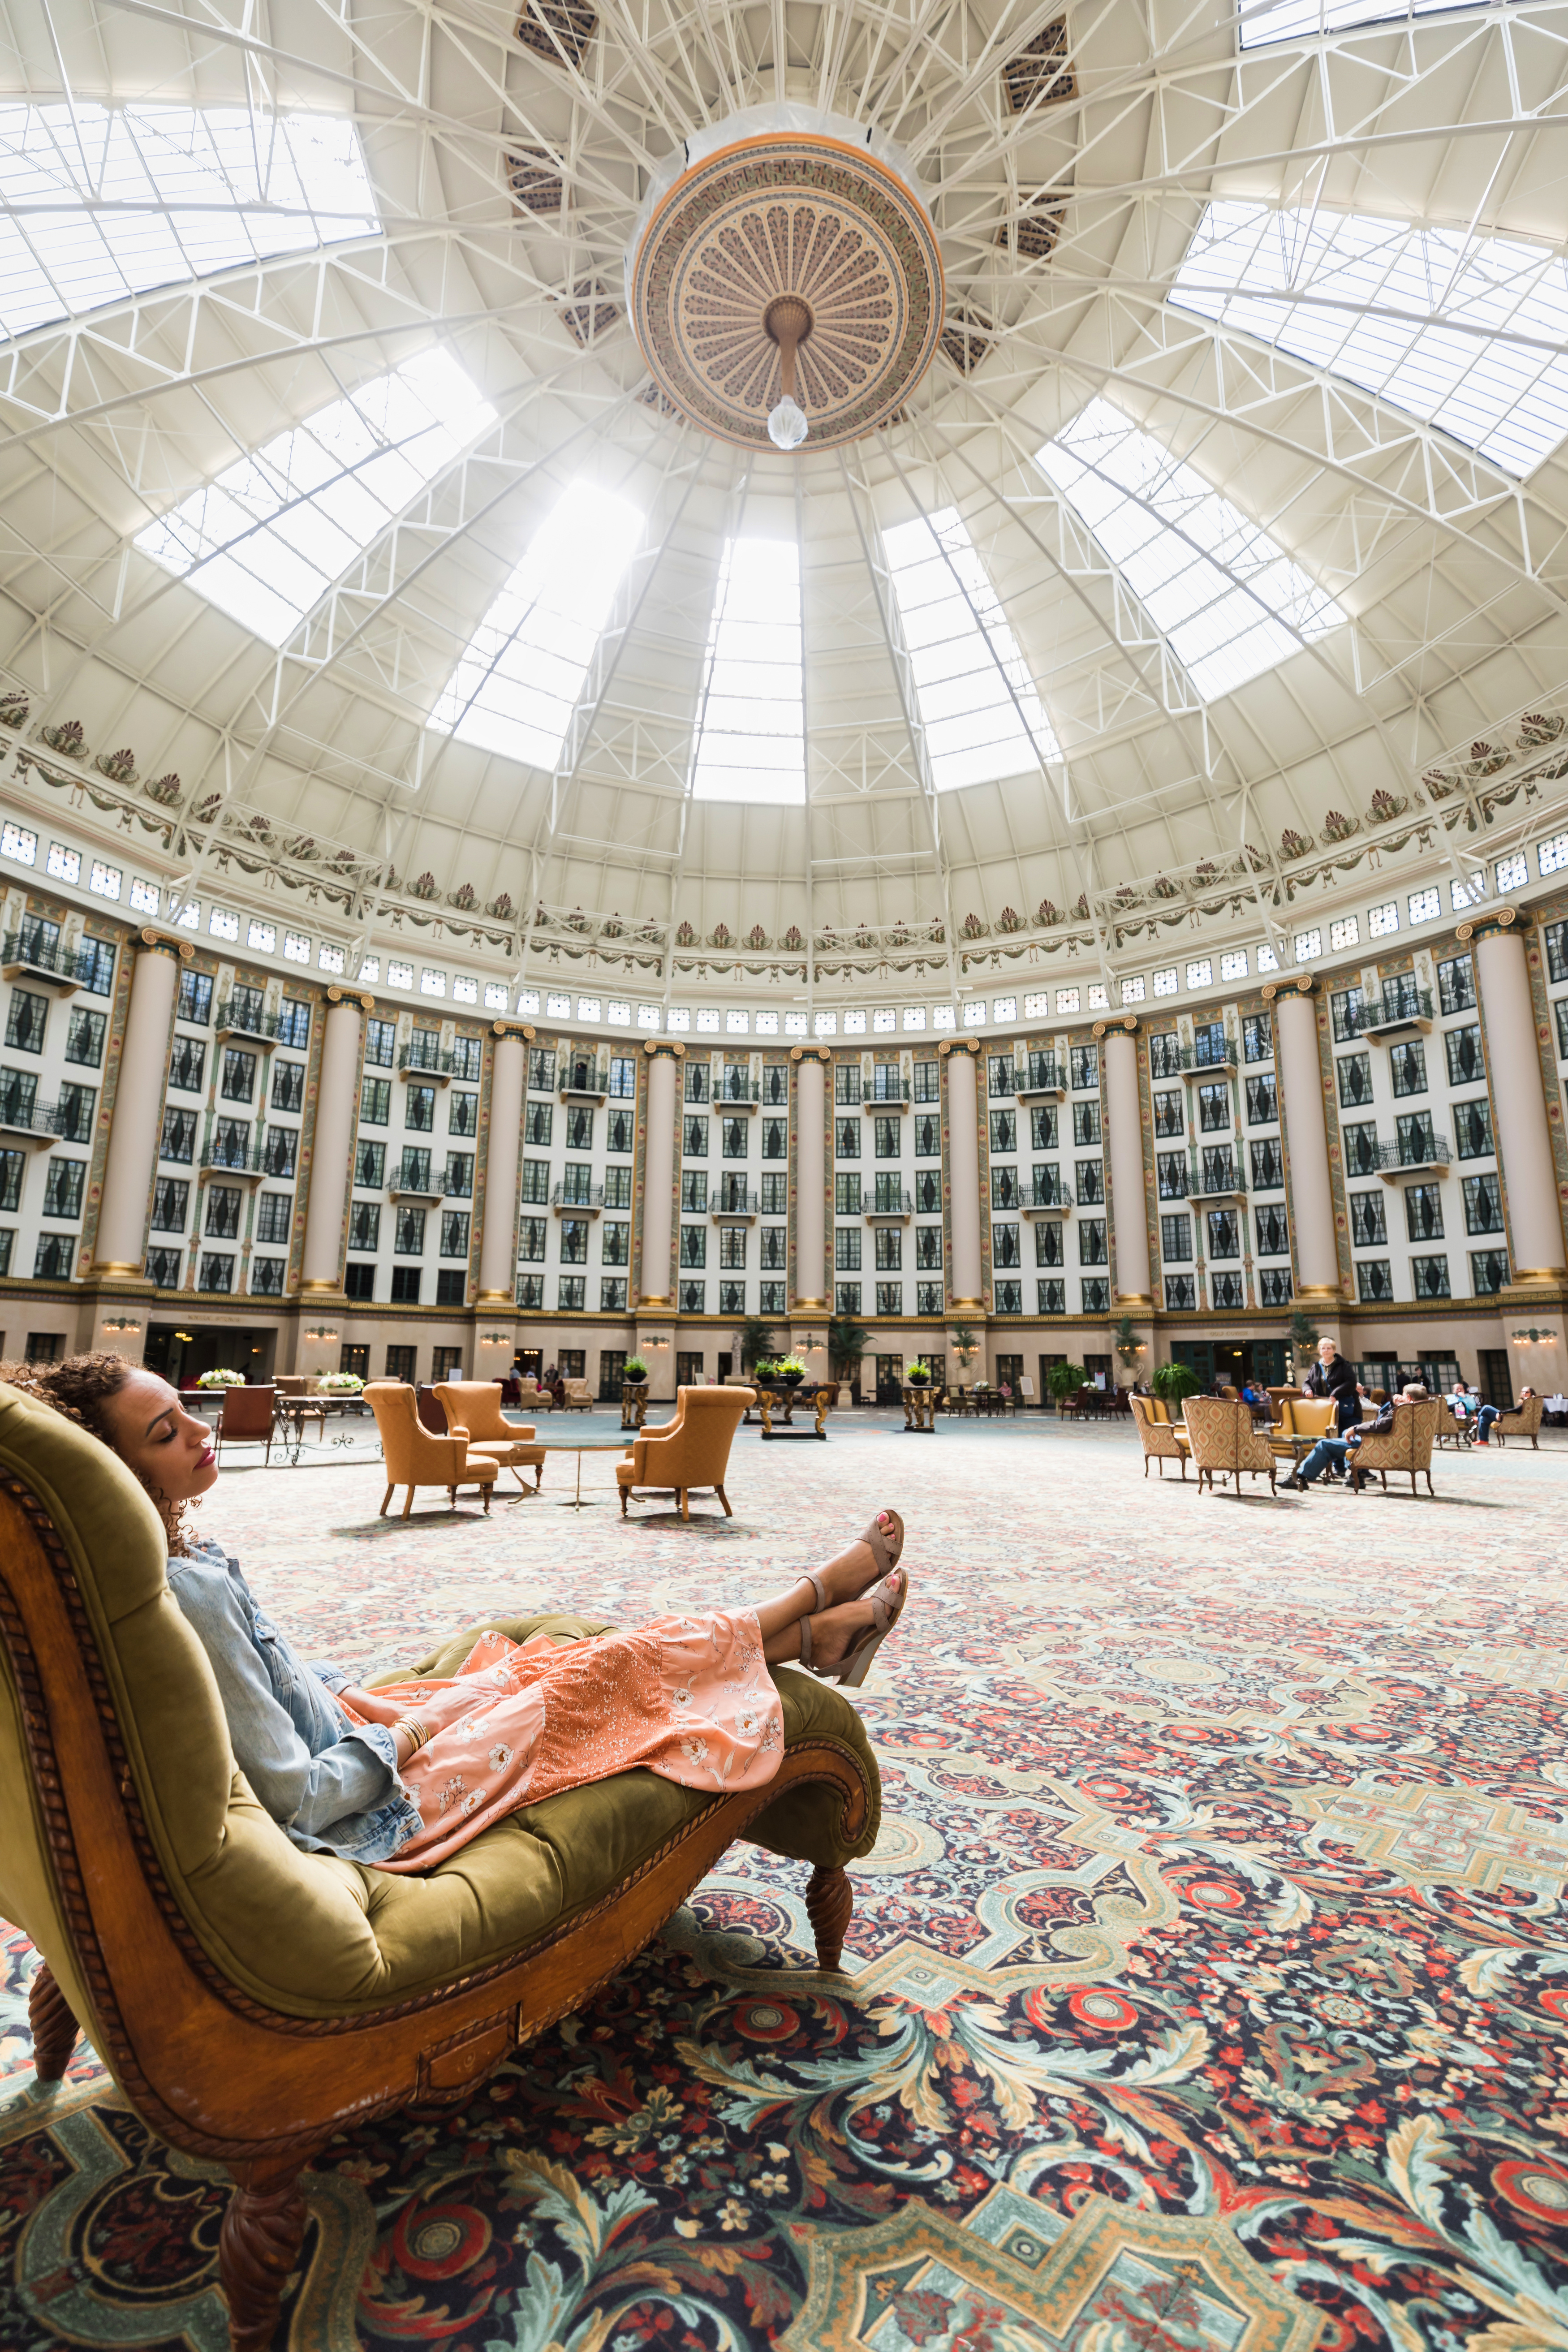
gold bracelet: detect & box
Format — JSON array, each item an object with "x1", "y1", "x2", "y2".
[{"x1": 396, "y1": 1716, "x2": 430, "y2": 1755}]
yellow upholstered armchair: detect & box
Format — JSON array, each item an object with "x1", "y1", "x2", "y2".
[
  {"x1": 365, "y1": 1381, "x2": 498, "y2": 1516},
  {"x1": 1349, "y1": 1396, "x2": 1441, "y2": 1496},
  {"x1": 617, "y1": 1385, "x2": 752, "y2": 1519},
  {"x1": 1491, "y1": 1393, "x2": 1544, "y2": 1449},
  {"x1": 1182, "y1": 1395, "x2": 1278, "y2": 1496},
  {"x1": 1130, "y1": 1393, "x2": 1187, "y2": 1479},
  {"x1": 433, "y1": 1381, "x2": 545, "y2": 1494},
  {"x1": 1267, "y1": 1396, "x2": 1337, "y2": 1462}
]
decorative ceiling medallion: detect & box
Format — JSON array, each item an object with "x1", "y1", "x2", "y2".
[{"x1": 628, "y1": 130, "x2": 943, "y2": 452}]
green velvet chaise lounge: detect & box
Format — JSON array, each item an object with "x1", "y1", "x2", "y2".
[{"x1": 0, "y1": 1383, "x2": 881, "y2": 2349}]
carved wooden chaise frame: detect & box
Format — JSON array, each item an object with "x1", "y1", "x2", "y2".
[{"x1": 0, "y1": 1466, "x2": 871, "y2": 2351}]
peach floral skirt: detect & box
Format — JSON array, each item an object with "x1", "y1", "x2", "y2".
[{"x1": 347, "y1": 1611, "x2": 784, "y2": 1873}]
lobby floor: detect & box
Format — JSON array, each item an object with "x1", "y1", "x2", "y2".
[{"x1": 4, "y1": 1412, "x2": 1566, "y2": 2350}]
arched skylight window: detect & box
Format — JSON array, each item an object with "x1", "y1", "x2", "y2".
[
  {"x1": 430, "y1": 482, "x2": 643, "y2": 769},
  {"x1": 1171, "y1": 202, "x2": 1568, "y2": 476},
  {"x1": 1036, "y1": 398, "x2": 1344, "y2": 700},
  {"x1": 0, "y1": 106, "x2": 378, "y2": 338},
  {"x1": 137, "y1": 349, "x2": 495, "y2": 646},
  {"x1": 881, "y1": 508, "x2": 1058, "y2": 791},
  {"x1": 690, "y1": 537, "x2": 806, "y2": 805}
]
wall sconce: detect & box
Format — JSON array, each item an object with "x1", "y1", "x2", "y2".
[
  {"x1": 644, "y1": 1333, "x2": 671, "y2": 1348},
  {"x1": 304, "y1": 1325, "x2": 339, "y2": 1343},
  {"x1": 480, "y1": 1331, "x2": 511, "y2": 1346},
  {"x1": 1511, "y1": 1327, "x2": 1559, "y2": 1345},
  {"x1": 101, "y1": 1315, "x2": 141, "y2": 1334}
]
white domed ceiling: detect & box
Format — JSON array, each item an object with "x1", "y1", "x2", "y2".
[{"x1": 2, "y1": 0, "x2": 1568, "y2": 1003}]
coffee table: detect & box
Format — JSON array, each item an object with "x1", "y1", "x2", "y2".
[{"x1": 538, "y1": 1439, "x2": 632, "y2": 1508}]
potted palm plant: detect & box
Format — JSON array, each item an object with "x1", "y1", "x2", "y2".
[
  {"x1": 906, "y1": 1359, "x2": 931, "y2": 1388},
  {"x1": 623, "y1": 1355, "x2": 648, "y2": 1386},
  {"x1": 1151, "y1": 1362, "x2": 1201, "y2": 1412},
  {"x1": 1047, "y1": 1360, "x2": 1088, "y2": 1411},
  {"x1": 775, "y1": 1355, "x2": 807, "y2": 1388}
]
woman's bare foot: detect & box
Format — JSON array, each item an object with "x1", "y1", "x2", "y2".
[{"x1": 804, "y1": 1576, "x2": 902, "y2": 1673}]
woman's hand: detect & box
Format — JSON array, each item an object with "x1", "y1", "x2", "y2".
[{"x1": 336, "y1": 1684, "x2": 403, "y2": 1726}]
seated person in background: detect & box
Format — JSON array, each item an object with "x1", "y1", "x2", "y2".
[
  {"x1": 1241, "y1": 1379, "x2": 1265, "y2": 1407},
  {"x1": 1476, "y1": 1385, "x2": 1534, "y2": 1444},
  {"x1": 2, "y1": 1354, "x2": 909, "y2": 1873},
  {"x1": 1281, "y1": 1383, "x2": 1427, "y2": 1493}
]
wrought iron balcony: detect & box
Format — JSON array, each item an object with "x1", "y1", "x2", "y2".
[
  {"x1": 866, "y1": 1188, "x2": 913, "y2": 1223},
  {"x1": 1017, "y1": 1055, "x2": 1064, "y2": 1102},
  {"x1": 1357, "y1": 985, "x2": 1434, "y2": 1040},
  {"x1": 1150, "y1": 1042, "x2": 1239, "y2": 1076},
  {"x1": 710, "y1": 1184, "x2": 760, "y2": 1220},
  {"x1": 1185, "y1": 1153, "x2": 1247, "y2": 1199},
  {"x1": 1021, "y1": 1176, "x2": 1075, "y2": 1218},
  {"x1": 1377, "y1": 1131, "x2": 1452, "y2": 1180},
  {"x1": 0, "y1": 1091, "x2": 67, "y2": 1146},
  {"x1": 214, "y1": 999, "x2": 280, "y2": 1043},
  {"x1": 551, "y1": 1181, "x2": 604, "y2": 1215},
  {"x1": 1, "y1": 930, "x2": 92, "y2": 992},
  {"x1": 398, "y1": 1045, "x2": 456, "y2": 1084},
  {"x1": 199, "y1": 1139, "x2": 267, "y2": 1180}
]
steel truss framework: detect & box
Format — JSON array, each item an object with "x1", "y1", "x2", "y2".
[{"x1": 0, "y1": 0, "x2": 1564, "y2": 998}]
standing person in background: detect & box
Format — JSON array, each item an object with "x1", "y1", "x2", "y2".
[{"x1": 1302, "y1": 1336, "x2": 1367, "y2": 1483}]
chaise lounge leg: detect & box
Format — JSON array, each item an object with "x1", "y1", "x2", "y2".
[
  {"x1": 29, "y1": 1962, "x2": 78, "y2": 2082},
  {"x1": 220, "y1": 2156, "x2": 310, "y2": 2352},
  {"x1": 806, "y1": 1863, "x2": 853, "y2": 1972}
]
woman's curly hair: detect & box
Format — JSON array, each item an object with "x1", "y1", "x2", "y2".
[{"x1": 0, "y1": 1352, "x2": 197, "y2": 1551}]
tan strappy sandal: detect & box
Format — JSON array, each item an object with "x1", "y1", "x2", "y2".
[{"x1": 796, "y1": 1511, "x2": 909, "y2": 1687}]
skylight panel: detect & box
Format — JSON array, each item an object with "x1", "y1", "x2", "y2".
[
  {"x1": 1170, "y1": 202, "x2": 1568, "y2": 476},
  {"x1": 0, "y1": 105, "x2": 378, "y2": 338},
  {"x1": 137, "y1": 349, "x2": 496, "y2": 645},
  {"x1": 1036, "y1": 396, "x2": 1344, "y2": 699},
  {"x1": 430, "y1": 482, "x2": 642, "y2": 770},
  {"x1": 690, "y1": 537, "x2": 806, "y2": 806},
  {"x1": 1241, "y1": 0, "x2": 1463, "y2": 46},
  {"x1": 882, "y1": 507, "x2": 1058, "y2": 791}
]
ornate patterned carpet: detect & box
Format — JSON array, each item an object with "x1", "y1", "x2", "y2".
[{"x1": 4, "y1": 1412, "x2": 1568, "y2": 2351}]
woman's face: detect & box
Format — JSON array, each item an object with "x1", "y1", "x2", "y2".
[{"x1": 101, "y1": 1369, "x2": 220, "y2": 1506}]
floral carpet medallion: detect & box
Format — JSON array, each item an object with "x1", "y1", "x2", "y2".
[{"x1": 2, "y1": 1416, "x2": 1567, "y2": 2350}]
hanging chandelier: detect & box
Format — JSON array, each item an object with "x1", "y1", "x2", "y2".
[{"x1": 625, "y1": 105, "x2": 944, "y2": 453}]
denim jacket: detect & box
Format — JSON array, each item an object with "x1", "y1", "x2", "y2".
[{"x1": 166, "y1": 1538, "x2": 421, "y2": 1864}]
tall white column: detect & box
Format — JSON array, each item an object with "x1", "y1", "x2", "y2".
[
  {"x1": 638, "y1": 1043, "x2": 679, "y2": 1307},
  {"x1": 1469, "y1": 913, "x2": 1568, "y2": 1283},
  {"x1": 945, "y1": 1042, "x2": 983, "y2": 1310},
  {"x1": 1271, "y1": 980, "x2": 1341, "y2": 1301},
  {"x1": 300, "y1": 992, "x2": 364, "y2": 1293},
  {"x1": 1103, "y1": 1021, "x2": 1152, "y2": 1305},
  {"x1": 92, "y1": 933, "x2": 181, "y2": 1276},
  {"x1": 477, "y1": 1027, "x2": 528, "y2": 1301},
  {"x1": 793, "y1": 1050, "x2": 827, "y2": 1307}
]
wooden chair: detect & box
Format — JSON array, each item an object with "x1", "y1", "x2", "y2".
[
  {"x1": 560, "y1": 1378, "x2": 593, "y2": 1413},
  {"x1": 1491, "y1": 1394, "x2": 1544, "y2": 1449},
  {"x1": 1182, "y1": 1396, "x2": 1277, "y2": 1496},
  {"x1": 1350, "y1": 1396, "x2": 1441, "y2": 1495},
  {"x1": 432, "y1": 1380, "x2": 545, "y2": 1493},
  {"x1": 365, "y1": 1381, "x2": 498, "y2": 1516},
  {"x1": 617, "y1": 1386, "x2": 752, "y2": 1519},
  {"x1": 1130, "y1": 1394, "x2": 1188, "y2": 1479},
  {"x1": 0, "y1": 1381, "x2": 879, "y2": 2352},
  {"x1": 215, "y1": 1383, "x2": 276, "y2": 1466},
  {"x1": 273, "y1": 1374, "x2": 327, "y2": 1444}
]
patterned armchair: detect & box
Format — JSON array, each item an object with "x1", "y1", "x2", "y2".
[
  {"x1": 1349, "y1": 1396, "x2": 1440, "y2": 1496},
  {"x1": 1181, "y1": 1396, "x2": 1278, "y2": 1497},
  {"x1": 1491, "y1": 1393, "x2": 1544, "y2": 1450},
  {"x1": 1130, "y1": 1394, "x2": 1188, "y2": 1480}
]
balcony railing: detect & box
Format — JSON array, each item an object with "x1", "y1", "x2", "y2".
[
  {"x1": 1, "y1": 930, "x2": 95, "y2": 987},
  {"x1": 1185, "y1": 1153, "x2": 1247, "y2": 1198},
  {"x1": 199, "y1": 1139, "x2": 266, "y2": 1176},
  {"x1": 1378, "y1": 1131, "x2": 1452, "y2": 1176},
  {"x1": 1360, "y1": 985, "x2": 1434, "y2": 1038},
  {"x1": 864, "y1": 1080, "x2": 910, "y2": 1108},
  {"x1": 551, "y1": 1181, "x2": 605, "y2": 1210},
  {"x1": 711, "y1": 1185, "x2": 760, "y2": 1218},
  {"x1": 214, "y1": 999, "x2": 280, "y2": 1042},
  {"x1": 1017, "y1": 1056, "x2": 1064, "y2": 1098},
  {"x1": 0, "y1": 1092, "x2": 70, "y2": 1141},
  {"x1": 1021, "y1": 1176, "x2": 1075, "y2": 1216},
  {"x1": 1150, "y1": 1042, "x2": 1239, "y2": 1076},
  {"x1": 715, "y1": 1074, "x2": 761, "y2": 1105},
  {"x1": 398, "y1": 1045, "x2": 457, "y2": 1080},
  {"x1": 866, "y1": 1188, "x2": 913, "y2": 1219}
]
